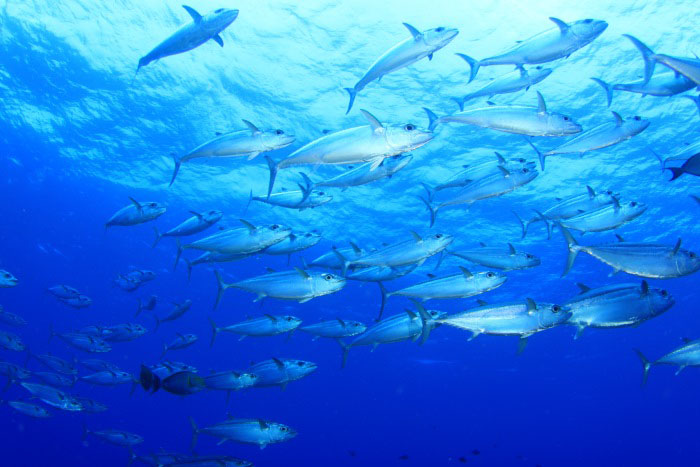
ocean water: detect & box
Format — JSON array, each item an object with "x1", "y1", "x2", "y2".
[{"x1": 1, "y1": 0, "x2": 700, "y2": 465}]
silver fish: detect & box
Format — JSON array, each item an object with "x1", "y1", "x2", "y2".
[
  {"x1": 32, "y1": 354, "x2": 78, "y2": 375},
  {"x1": 214, "y1": 269, "x2": 345, "y2": 308},
  {"x1": 247, "y1": 358, "x2": 317, "y2": 390},
  {"x1": 263, "y1": 231, "x2": 322, "y2": 264},
  {"x1": 138, "y1": 6, "x2": 238, "y2": 70},
  {"x1": 73, "y1": 397, "x2": 108, "y2": 414},
  {"x1": 309, "y1": 243, "x2": 366, "y2": 270},
  {"x1": 50, "y1": 329, "x2": 111, "y2": 353},
  {"x1": 346, "y1": 263, "x2": 419, "y2": 321},
  {"x1": 344, "y1": 23, "x2": 458, "y2": 113},
  {"x1": 208, "y1": 315, "x2": 302, "y2": 346},
  {"x1": 84, "y1": 427, "x2": 143, "y2": 446},
  {"x1": 7, "y1": 400, "x2": 51, "y2": 418},
  {"x1": 152, "y1": 210, "x2": 223, "y2": 247},
  {"x1": 203, "y1": 371, "x2": 258, "y2": 392},
  {"x1": 178, "y1": 220, "x2": 290, "y2": 258},
  {"x1": 307, "y1": 155, "x2": 413, "y2": 190},
  {"x1": 666, "y1": 152, "x2": 700, "y2": 181},
  {"x1": 170, "y1": 121, "x2": 294, "y2": 185},
  {"x1": 528, "y1": 112, "x2": 649, "y2": 170},
  {"x1": 652, "y1": 53, "x2": 700, "y2": 86},
  {"x1": 560, "y1": 224, "x2": 700, "y2": 279},
  {"x1": 155, "y1": 300, "x2": 192, "y2": 331},
  {"x1": 0, "y1": 361, "x2": 32, "y2": 384},
  {"x1": 381, "y1": 268, "x2": 506, "y2": 302},
  {"x1": 20, "y1": 382, "x2": 83, "y2": 411},
  {"x1": 34, "y1": 371, "x2": 75, "y2": 388},
  {"x1": 266, "y1": 110, "x2": 433, "y2": 197},
  {"x1": 135, "y1": 295, "x2": 158, "y2": 316},
  {"x1": 434, "y1": 153, "x2": 534, "y2": 191},
  {"x1": 454, "y1": 65, "x2": 553, "y2": 107},
  {"x1": 449, "y1": 243, "x2": 540, "y2": 271},
  {"x1": 251, "y1": 188, "x2": 333, "y2": 210},
  {"x1": 47, "y1": 284, "x2": 80, "y2": 299},
  {"x1": 556, "y1": 199, "x2": 647, "y2": 233},
  {"x1": 161, "y1": 333, "x2": 198, "y2": 358},
  {"x1": 457, "y1": 18, "x2": 607, "y2": 82},
  {"x1": 102, "y1": 323, "x2": 148, "y2": 342},
  {"x1": 423, "y1": 165, "x2": 538, "y2": 227},
  {"x1": 0, "y1": 330, "x2": 25, "y2": 352},
  {"x1": 190, "y1": 416, "x2": 296, "y2": 450},
  {"x1": 299, "y1": 319, "x2": 367, "y2": 340},
  {"x1": 81, "y1": 359, "x2": 120, "y2": 373},
  {"x1": 636, "y1": 339, "x2": 700, "y2": 386},
  {"x1": 105, "y1": 198, "x2": 166, "y2": 227},
  {"x1": 0, "y1": 306, "x2": 27, "y2": 326},
  {"x1": 81, "y1": 370, "x2": 134, "y2": 386},
  {"x1": 0, "y1": 269, "x2": 17, "y2": 288},
  {"x1": 182, "y1": 251, "x2": 253, "y2": 280},
  {"x1": 564, "y1": 281, "x2": 674, "y2": 339},
  {"x1": 60, "y1": 294, "x2": 92, "y2": 308}
]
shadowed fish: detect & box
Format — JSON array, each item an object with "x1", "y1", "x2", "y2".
[
  {"x1": 665, "y1": 152, "x2": 700, "y2": 181},
  {"x1": 83, "y1": 426, "x2": 143, "y2": 446},
  {"x1": 454, "y1": 65, "x2": 552, "y2": 108},
  {"x1": 47, "y1": 284, "x2": 81, "y2": 299},
  {"x1": 449, "y1": 243, "x2": 540, "y2": 270},
  {"x1": 31, "y1": 354, "x2": 77, "y2": 375},
  {"x1": 0, "y1": 330, "x2": 25, "y2": 352},
  {"x1": 380, "y1": 268, "x2": 506, "y2": 303},
  {"x1": 81, "y1": 369, "x2": 134, "y2": 386},
  {"x1": 49, "y1": 328, "x2": 111, "y2": 353},
  {"x1": 161, "y1": 334, "x2": 198, "y2": 358},
  {"x1": 34, "y1": 371, "x2": 75, "y2": 388},
  {"x1": 263, "y1": 231, "x2": 322, "y2": 264},
  {"x1": 20, "y1": 382, "x2": 83, "y2": 411},
  {"x1": 203, "y1": 370, "x2": 258, "y2": 392},
  {"x1": 305, "y1": 155, "x2": 413, "y2": 190},
  {"x1": 6, "y1": 400, "x2": 51, "y2": 418},
  {"x1": 636, "y1": 339, "x2": 700, "y2": 386},
  {"x1": 0, "y1": 306, "x2": 26, "y2": 326},
  {"x1": 135, "y1": 295, "x2": 158, "y2": 316},
  {"x1": 310, "y1": 243, "x2": 367, "y2": 270},
  {"x1": 434, "y1": 154, "x2": 535, "y2": 191},
  {"x1": 209, "y1": 315, "x2": 301, "y2": 346},
  {"x1": 154, "y1": 300, "x2": 192, "y2": 331}
]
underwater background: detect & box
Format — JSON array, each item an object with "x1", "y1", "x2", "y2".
[{"x1": 1, "y1": 0, "x2": 700, "y2": 465}]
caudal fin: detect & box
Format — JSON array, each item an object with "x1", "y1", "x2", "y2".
[
  {"x1": 411, "y1": 299, "x2": 433, "y2": 345},
  {"x1": 214, "y1": 270, "x2": 230, "y2": 310},
  {"x1": 377, "y1": 282, "x2": 389, "y2": 322},
  {"x1": 423, "y1": 107, "x2": 440, "y2": 132},
  {"x1": 135, "y1": 299, "x2": 143, "y2": 317},
  {"x1": 418, "y1": 196, "x2": 438, "y2": 227},
  {"x1": 455, "y1": 53, "x2": 480, "y2": 83},
  {"x1": 344, "y1": 87, "x2": 357, "y2": 115},
  {"x1": 533, "y1": 209, "x2": 552, "y2": 240},
  {"x1": 648, "y1": 146, "x2": 666, "y2": 172},
  {"x1": 335, "y1": 338, "x2": 350, "y2": 369},
  {"x1": 450, "y1": 97, "x2": 466, "y2": 112},
  {"x1": 512, "y1": 210, "x2": 530, "y2": 239},
  {"x1": 634, "y1": 349, "x2": 652, "y2": 386},
  {"x1": 169, "y1": 154, "x2": 182, "y2": 186},
  {"x1": 684, "y1": 94, "x2": 700, "y2": 117},
  {"x1": 622, "y1": 34, "x2": 655, "y2": 83},
  {"x1": 208, "y1": 317, "x2": 219, "y2": 347},
  {"x1": 525, "y1": 138, "x2": 546, "y2": 171},
  {"x1": 151, "y1": 227, "x2": 162, "y2": 249},
  {"x1": 265, "y1": 155, "x2": 278, "y2": 200},
  {"x1": 590, "y1": 78, "x2": 613, "y2": 108},
  {"x1": 332, "y1": 247, "x2": 350, "y2": 277},
  {"x1": 184, "y1": 258, "x2": 193, "y2": 282},
  {"x1": 189, "y1": 417, "x2": 199, "y2": 453},
  {"x1": 558, "y1": 223, "x2": 579, "y2": 277},
  {"x1": 666, "y1": 167, "x2": 685, "y2": 181},
  {"x1": 173, "y1": 239, "x2": 183, "y2": 271}
]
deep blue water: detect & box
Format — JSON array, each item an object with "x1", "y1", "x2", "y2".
[{"x1": 2, "y1": 1, "x2": 700, "y2": 466}]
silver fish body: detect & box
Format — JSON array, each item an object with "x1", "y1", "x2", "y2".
[
  {"x1": 457, "y1": 66, "x2": 552, "y2": 105},
  {"x1": 385, "y1": 269, "x2": 506, "y2": 301},
  {"x1": 153, "y1": 210, "x2": 222, "y2": 246},
  {"x1": 105, "y1": 199, "x2": 166, "y2": 227},
  {"x1": 312, "y1": 155, "x2": 413, "y2": 189},
  {"x1": 343, "y1": 233, "x2": 453, "y2": 270},
  {"x1": 247, "y1": 358, "x2": 317, "y2": 389},
  {"x1": 182, "y1": 223, "x2": 291, "y2": 255},
  {"x1": 435, "y1": 156, "x2": 534, "y2": 191},
  {"x1": 264, "y1": 231, "x2": 322, "y2": 256},
  {"x1": 449, "y1": 244, "x2": 540, "y2": 270},
  {"x1": 558, "y1": 200, "x2": 647, "y2": 233},
  {"x1": 299, "y1": 319, "x2": 367, "y2": 339},
  {"x1": 7, "y1": 400, "x2": 51, "y2": 418},
  {"x1": 203, "y1": 371, "x2": 258, "y2": 391},
  {"x1": 209, "y1": 315, "x2": 302, "y2": 345},
  {"x1": 190, "y1": 416, "x2": 297, "y2": 450}
]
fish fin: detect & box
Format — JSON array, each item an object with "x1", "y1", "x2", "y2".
[
  {"x1": 368, "y1": 157, "x2": 384, "y2": 171},
  {"x1": 590, "y1": 78, "x2": 613, "y2": 107},
  {"x1": 508, "y1": 243, "x2": 516, "y2": 255},
  {"x1": 239, "y1": 219, "x2": 256, "y2": 232},
  {"x1": 498, "y1": 166, "x2": 510, "y2": 178},
  {"x1": 265, "y1": 155, "x2": 278, "y2": 199},
  {"x1": 410, "y1": 231, "x2": 423, "y2": 243},
  {"x1": 212, "y1": 34, "x2": 224, "y2": 47},
  {"x1": 558, "y1": 223, "x2": 579, "y2": 277},
  {"x1": 615, "y1": 234, "x2": 625, "y2": 242},
  {"x1": 245, "y1": 152, "x2": 260, "y2": 161},
  {"x1": 512, "y1": 210, "x2": 528, "y2": 239},
  {"x1": 427, "y1": 53, "x2": 433, "y2": 60},
  {"x1": 525, "y1": 136, "x2": 546, "y2": 171},
  {"x1": 675, "y1": 365, "x2": 687, "y2": 376},
  {"x1": 666, "y1": 167, "x2": 684, "y2": 181},
  {"x1": 450, "y1": 97, "x2": 465, "y2": 112},
  {"x1": 259, "y1": 443, "x2": 267, "y2": 450},
  {"x1": 294, "y1": 267, "x2": 310, "y2": 279},
  {"x1": 682, "y1": 337, "x2": 692, "y2": 344},
  {"x1": 332, "y1": 247, "x2": 349, "y2": 277},
  {"x1": 622, "y1": 34, "x2": 655, "y2": 83},
  {"x1": 423, "y1": 107, "x2": 439, "y2": 131},
  {"x1": 151, "y1": 227, "x2": 161, "y2": 248},
  {"x1": 360, "y1": 109, "x2": 384, "y2": 132},
  {"x1": 690, "y1": 194, "x2": 700, "y2": 206},
  {"x1": 404, "y1": 309, "x2": 418, "y2": 320},
  {"x1": 128, "y1": 197, "x2": 142, "y2": 211},
  {"x1": 494, "y1": 152, "x2": 506, "y2": 164},
  {"x1": 459, "y1": 266, "x2": 473, "y2": 278},
  {"x1": 455, "y1": 53, "x2": 479, "y2": 83},
  {"x1": 349, "y1": 242, "x2": 362, "y2": 255},
  {"x1": 411, "y1": 299, "x2": 433, "y2": 345},
  {"x1": 525, "y1": 298, "x2": 537, "y2": 314},
  {"x1": 517, "y1": 336, "x2": 529, "y2": 355},
  {"x1": 640, "y1": 280, "x2": 649, "y2": 296},
  {"x1": 574, "y1": 325, "x2": 585, "y2": 340},
  {"x1": 402, "y1": 22, "x2": 422, "y2": 40},
  {"x1": 271, "y1": 357, "x2": 285, "y2": 370},
  {"x1": 298, "y1": 297, "x2": 312, "y2": 304},
  {"x1": 611, "y1": 111, "x2": 623, "y2": 127},
  {"x1": 586, "y1": 185, "x2": 596, "y2": 199},
  {"x1": 182, "y1": 5, "x2": 202, "y2": 23},
  {"x1": 576, "y1": 283, "x2": 591, "y2": 293},
  {"x1": 634, "y1": 349, "x2": 652, "y2": 386},
  {"x1": 344, "y1": 87, "x2": 357, "y2": 115},
  {"x1": 336, "y1": 338, "x2": 350, "y2": 369},
  {"x1": 169, "y1": 154, "x2": 182, "y2": 186},
  {"x1": 377, "y1": 282, "x2": 388, "y2": 322},
  {"x1": 468, "y1": 330, "x2": 481, "y2": 341},
  {"x1": 548, "y1": 17, "x2": 569, "y2": 34},
  {"x1": 672, "y1": 238, "x2": 682, "y2": 255},
  {"x1": 419, "y1": 196, "x2": 438, "y2": 227},
  {"x1": 646, "y1": 146, "x2": 663, "y2": 172},
  {"x1": 208, "y1": 317, "x2": 218, "y2": 347},
  {"x1": 214, "y1": 270, "x2": 231, "y2": 310},
  {"x1": 536, "y1": 91, "x2": 547, "y2": 114},
  {"x1": 612, "y1": 196, "x2": 621, "y2": 212}
]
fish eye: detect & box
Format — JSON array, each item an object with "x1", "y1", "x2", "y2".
[
  {"x1": 215, "y1": 8, "x2": 224, "y2": 13},
  {"x1": 271, "y1": 224, "x2": 279, "y2": 230},
  {"x1": 661, "y1": 290, "x2": 668, "y2": 297},
  {"x1": 630, "y1": 201, "x2": 637, "y2": 207},
  {"x1": 318, "y1": 192, "x2": 325, "y2": 196},
  {"x1": 281, "y1": 426, "x2": 288, "y2": 431},
  {"x1": 305, "y1": 233, "x2": 311, "y2": 237},
  {"x1": 275, "y1": 129, "x2": 284, "y2": 135},
  {"x1": 634, "y1": 116, "x2": 641, "y2": 121},
  {"x1": 486, "y1": 272, "x2": 495, "y2": 278},
  {"x1": 563, "y1": 116, "x2": 570, "y2": 121},
  {"x1": 324, "y1": 274, "x2": 333, "y2": 280},
  {"x1": 552, "y1": 305, "x2": 561, "y2": 313},
  {"x1": 535, "y1": 66, "x2": 542, "y2": 70},
  {"x1": 526, "y1": 254, "x2": 534, "y2": 259},
  {"x1": 286, "y1": 316, "x2": 292, "y2": 321},
  {"x1": 435, "y1": 234, "x2": 443, "y2": 238},
  {"x1": 583, "y1": 19, "x2": 593, "y2": 24},
  {"x1": 404, "y1": 124, "x2": 415, "y2": 131},
  {"x1": 297, "y1": 361, "x2": 305, "y2": 367},
  {"x1": 149, "y1": 203, "x2": 157, "y2": 207},
  {"x1": 690, "y1": 252, "x2": 697, "y2": 258},
  {"x1": 436, "y1": 27, "x2": 445, "y2": 32},
  {"x1": 522, "y1": 168, "x2": 529, "y2": 173}
]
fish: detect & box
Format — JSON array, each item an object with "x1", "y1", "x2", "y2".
[
  {"x1": 555, "y1": 199, "x2": 647, "y2": 233},
  {"x1": 514, "y1": 186, "x2": 618, "y2": 238},
  {"x1": 380, "y1": 268, "x2": 507, "y2": 303},
  {"x1": 83, "y1": 426, "x2": 144, "y2": 446},
  {"x1": 181, "y1": 251, "x2": 253, "y2": 280},
  {"x1": 636, "y1": 339, "x2": 700, "y2": 386},
  {"x1": 652, "y1": 53, "x2": 700, "y2": 86},
  {"x1": 0, "y1": 306, "x2": 27, "y2": 326},
  {"x1": 81, "y1": 369, "x2": 134, "y2": 386},
  {"x1": 424, "y1": 93, "x2": 581, "y2": 137},
  {"x1": 649, "y1": 141, "x2": 700, "y2": 172},
  {"x1": 154, "y1": 300, "x2": 192, "y2": 331},
  {"x1": 434, "y1": 153, "x2": 535, "y2": 191},
  {"x1": 114, "y1": 275, "x2": 142, "y2": 292},
  {"x1": 456, "y1": 18, "x2": 607, "y2": 82},
  {"x1": 105, "y1": 198, "x2": 166, "y2": 227},
  {"x1": 33, "y1": 371, "x2": 75, "y2": 388},
  {"x1": 149, "y1": 361, "x2": 198, "y2": 379},
  {"x1": 0, "y1": 269, "x2": 17, "y2": 288},
  {"x1": 158, "y1": 455, "x2": 253, "y2": 467},
  {"x1": 665, "y1": 152, "x2": 700, "y2": 180},
  {"x1": 152, "y1": 210, "x2": 223, "y2": 247},
  {"x1": 0, "y1": 361, "x2": 32, "y2": 387},
  {"x1": 265, "y1": 110, "x2": 433, "y2": 197},
  {"x1": 438, "y1": 299, "x2": 572, "y2": 352},
  {"x1": 306, "y1": 155, "x2": 413, "y2": 190},
  {"x1": 591, "y1": 35, "x2": 696, "y2": 107},
  {"x1": 49, "y1": 328, "x2": 111, "y2": 353},
  {"x1": 137, "y1": 6, "x2": 239, "y2": 70},
  {"x1": 247, "y1": 358, "x2": 317, "y2": 390},
  {"x1": 73, "y1": 397, "x2": 108, "y2": 414},
  {"x1": 80, "y1": 359, "x2": 120, "y2": 373},
  {"x1": 6, "y1": 400, "x2": 51, "y2": 418},
  {"x1": 422, "y1": 165, "x2": 538, "y2": 227},
  {"x1": 336, "y1": 232, "x2": 453, "y2": 273},
  {"x1": 169, "y1": 121, "x2": 294, "y2": 185},
  {"x1": 564, "y1": 281, "x2": 674, "y2": 339},
  {"x1": 125, "y1": 270, "x2": 157, "y2": 283},
  {"x1": 250, "y1": 188, "x2": 333, "y2": 210},
  {"x1": 19, "y1": 382, "x2": 83, "y2": 411},
  {"x1": 560, "y1": 224, "x2": 700, "y2": 278},
  {"x1": 140, "y1": 366, "x2": 205, "y2": 396},
  {"x1": 208, "y1": 315, "x2": 302, "y2": 346},
  {"x1": 189, "y1": 416, "x2": 297, "y2": 450},
  {"x1": 454, "y1": 65, "x2": 553, "y2": 108},
  {"x1": 0, "y1": 330, "x2": 25, "y2": 352},
  {"x1": 135, "y1": 295, "x2": 158, "y2": 316},
  {"x1": 214, "y1": 268, "x2": 346, "y2": 308},
  {"x1": 345, "y1": 263, "x2": 420, "y2": 321},
  {"x1": 203, "y1": 371, "x2": 258, "y2": 392},
  {"x1": 31, "y1": 354, "x2": 78, "y2": 375},
  {"x1": 59, "y1": 294, "x2": 92, "y2": 308},
  {"x1": 102, "y1": 323, "x2": 148, "y2": 342},
  {"x1": 47, "y1": 284, "x2": 81, "y2": 299},
  {"x1": 299, "y1": 319, "x2": 367, "y2": 340},
  {"x1": 449, "y1": 243, "x2": 541, "y2": 271},
  {"x1": 527, "y1": 112, "x2": 650, "y2": 170},
  {"x1": 344, "y1": 23, "x2": 458, "y2": 113},
  {"x1": 161, "y1": 334, "x2": 198, "y2": 358},
  {"x1": 309, "y1": 243, "x2": 366, "y2": 270},
  {"x1": 263, "y1": 231, "x2": 322, "y2": 264},
  {"x1": 337, "y1": 302, "x2": 444, "y2": 368}
]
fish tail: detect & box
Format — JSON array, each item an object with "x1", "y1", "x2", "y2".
[
  {"x1": 331, "y1": 247, "x2": 349, "y2": 277},
  {"x1": 244, "y1": 189, "x2": 253, "y2": 215},
  {"x1": 214, "y1": 270, "x2": 230, "y2": 310},
  {"x1": 525, "y1": 137, "x2": 546, "y2": 171},
  {"x1": 169, "y1": 153, "x2": 182, "y2": 186},
  {"x1": 590, "y1": 77, "x2": 613, "y2": 108},
  {"x1": 418, "y1": 196, "x2": 438, "y2": 227},
  {"x1": 666, "y1": 167, "x2": 684, "y2": 181},
  {"x1": 296, "y1": 173, "x2": 313, "y2": 207},
  {"x1": 690, "y1": 194, "x2": 700, "y2": 206},
  {"x1": 135, "y1": 299, "x2": 142, "y2": 317},
  {"x1": 420, "y1": 182, "x2": 435, "y2": 203},
  {"x1": 173, "y1": 239, "x2": 183, "y2": 271},
  {"x1": 184, "y1": 258, "x2": 193, "y2": 283},
  {"x1": 634, "y1": 349, "x2": 652, "y2": 386},
  {"x1": 127, "y1": 448, "x2": 137, "y2": 467},
  {"x1": 411, "y1": 299, "x2": 433, "y2": 345},
  {"x1": 265, "y1": 155, "x2": 278, "y2": 200},
  {"x1": 189, "y1": 417, "x2": 199, "y2": 453},
  {"x1": 377, "y1": 282, "x2": 389, "y2": 322},
  {"x1": 684, "y1": 94, "x2": 700, "y2": 117},
  {"x1": 647, "y1": 146, "x2": 666, "y2": 172},
  {"x1": 160, "y1": 343, "x2": 168, "y2": 360},
  {"x1": 151, "y1": 227, "x2": 161, "y2": 248},
  {"x1": 622, "y1": 34, "x2": 655, "y2": 83},
  {"x1": 455, "y1": 53, "x2": 480, "y2": 83},
  {"x1": 534, "y1": 209, "x2": 552, "y2": 240},
  {"x1": 558, "y1": 223, "x2": 579, "y2": 277},
  {"x1": 512, "y1": 210, "x2": 529, "y2": 239},
  {"x1": 335, "y1": 338, "x2": 350, "y2": 369},
  {"x1": 422, "y1": 107, "x2": 440, "y2": 132},
  {"x1": 450, "y1": 96, "x2": 465, "y2": 112},
  {"x1": 208, "y1": 317, "x2": 219, "y2": 347},
  {"x1": 344, "y1": 87, "x2": 357, "y2": 115}
]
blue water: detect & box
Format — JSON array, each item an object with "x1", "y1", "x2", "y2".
[{"x1": 2, "y1": 1, "x2": 700, "y2": 465}]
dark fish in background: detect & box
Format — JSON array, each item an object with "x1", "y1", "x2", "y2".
[
  {"x1": 140, "y1": 365, "x2": 205, "y2": 396},
  {"x1": 666, "y1": 152, "x2": 700, "y2": 180},
  {"x1": 0, "y1": 305, "x2": 27, "y2": 326},
  {"x1": 47, "y1": 284, "x2": 81, "y2": 299},
  {"x1": 135, "y1": 295, "x2": 158, "y2": 316}
]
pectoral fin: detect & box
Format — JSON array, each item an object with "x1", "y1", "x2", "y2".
[
  {"x1": 212, "y1": 34, "x2": 224, "y2": 47},
  {"x1": 183, "y1": 5, "x2": 202, "y2": 23}
]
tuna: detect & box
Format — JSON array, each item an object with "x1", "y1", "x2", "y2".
[
  {"x1": 454, "y1": 65, "x2": 553, "y2": 108},
  {"x1": 190, "y1": 416, "x2": 296, "y2": 450},
  {"x1": 105, "y1": 198, "x2": 166, "y2": 227},
  {"x1": 152, "y1": 210, "x2": 223, "y2": 247},
  {"x1": 209, "y1": 315, "x2": 301, "y2": 346},
  {"x1": 247, "y1": 358, "x2": 317, "y2": 390},
  {"x1": 449, "y1": 243, "x2": 540, "y2": 271}
]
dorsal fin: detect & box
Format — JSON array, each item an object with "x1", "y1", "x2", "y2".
[
  {"x1": 476, "y1": 299, "x2": 488, "y2": 306},
  {"x1": 189, "y1": 210, "x2": 203, "y2": 219},
  {"x1": 336, "y1": 318, "x2": 346, "y2": 327},
  {"x1": 360, "y1": 109, "x2": 383, "y2": 132},
  {"x1": 508, "y1": 243, "x2": 516, "y2": 255},
  {"x1": 239, "y1": 219, "x2": 256, "y2": 232},
  {"x1": 258, "y1": 419, "x2": 269, "y2": 430},
  {"x1": 498, "y1": 166, "x2": 511, "y2": 177},
  {"x1": 402, "y1": 23, "x2": 422, "y2": 40},
  {"x1": 536, "y1": 92, "x2": 547, "y2": 114},
  {"x1": 611, "y1": 111, "x2": 623, "y2": 126},
  {"x1": 271, "y1": 358, "x2": 284, "y2": 369},
  {"x1": 494, "y1": 152, "x2": 506, "y2": 164},
  {"x1": 640, "y1": 280, "x2": 649, "y2": 295},
  {"x1": 242, "y1": 119, "x2": 260, "y2": 134},
  {"x1": 672, "y1": 238, "x2": 682, "y2": 255},
  {"x1": 479, "y1": 242, "x2": 487, "y2": 247},
  {"x1": 549, "y1": 17, "x2": 569, "y2": 34},
  {"x1": 459, "y1": 266, "x2": 473, "y2": 278},
  {"x1": 426, "y1": 273, "x2": 436, "y2": 279},
  {"x1": 525, "y1": 298, "x2": 537, "y2": 313},
  {"x1": 410, "y1": 231, "x2": 423, "y2": 243},
  {"x1": 576, "y1": 283, "x2": 591, "y2": 293},
  {"x1": 265, "y1": 267, "x2": 276, "y2": 273},
  {"x1": 586, "y1": 186, "x2": 595, "y2": 198},
  {"x1": 349, "y1": 242, "x2": 362, "y2": 255},
  {"x1": 405, "y1": 309, "x2": 418, "y2": 320},
  {"x1": 182, "y1": 5, "x2": 202, "y2": 23},
  {"x1": 128, "y1": 197, "x2": 142, "y2": 210},
  {"x1": 615, "y1": 234, "x2": 625, "y2": 242},
  {"x1": 264, "y1": 314, "x2": 277, "y2": 322},
  {"x1": 612, "y1": 197, "x2": 620, "y2": 213},
  {"x1": 294, "y1": 267, "x2": 310, "y2": 279}
]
